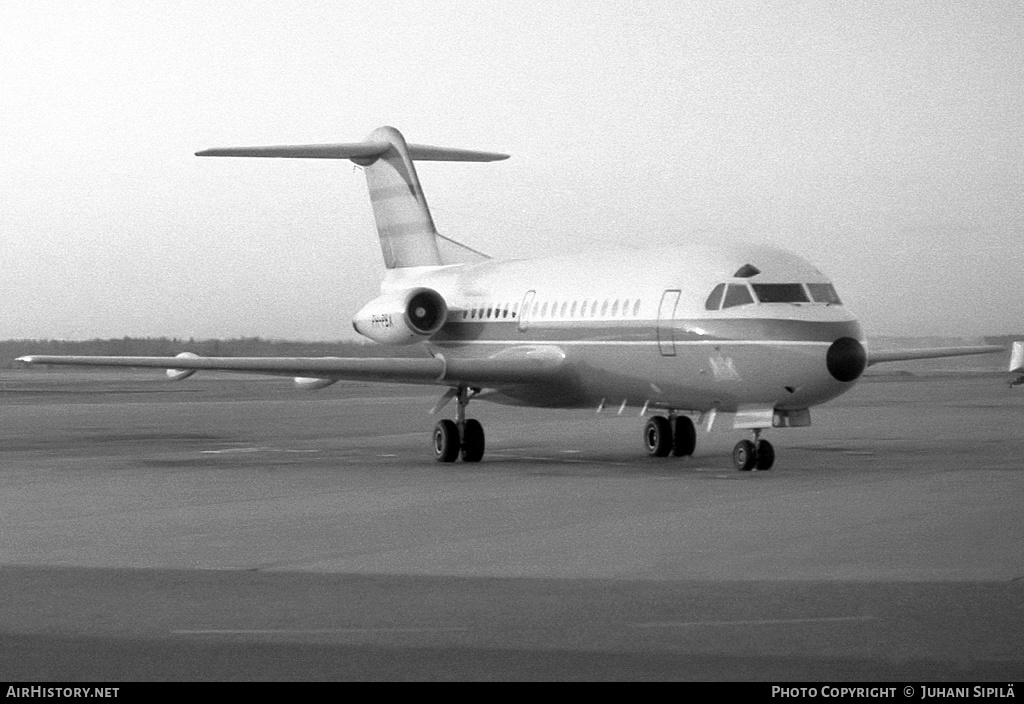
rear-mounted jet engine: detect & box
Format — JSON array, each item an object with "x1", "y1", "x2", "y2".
[{"x1": 352, "y1": 287, "x2": 448, "y2": 345}]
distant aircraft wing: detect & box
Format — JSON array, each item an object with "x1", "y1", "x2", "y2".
[
  {"x1": 1009, "y1": 341, "x2": 1024, "y2": 387},
  {"x1": 866, "y1": 345, "x2": 1006, "y2": 366},
  {"x1": 15, "y1": 346, "x2": 566, "y2": 387}
]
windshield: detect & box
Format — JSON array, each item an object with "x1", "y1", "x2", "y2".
[
  {"x1": 751, "y1": 283, "x2": 809, "y2": 303},
  {"x1": 722, "y1": 283, "x2": 754, "y2": 308},
  {"x1": 807, "y1": 283, "x2": 842, "y2": 304},
  {"x1": 705, "y1": 283, "x2": 726, "y2": 310},
  {"x1": 705, "y1": 281, "x2": 843, "y2": 310}
]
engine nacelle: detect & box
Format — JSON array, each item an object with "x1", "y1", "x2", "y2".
[
  {"x1": 352, "y1": 288, "x2": 448, "y2": 345},
  {"x1": 166, "y1": 352, "x2": 199, "y2": 381}
]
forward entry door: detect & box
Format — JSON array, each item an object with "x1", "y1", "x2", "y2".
[
  {"x1": 657, "y1": 289, "x2": 681, "y2": 356},
  {"x1": 518, "y1": 290, "x2": 536, "y2": 332}
]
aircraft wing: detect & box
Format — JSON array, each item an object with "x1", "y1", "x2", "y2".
[
  {"x1": 15, "y1": 346, "x2": 566, "y2": 387},
  {"x1": 1009, "y1": 341, "x2": 1024, "y2": 387},
  {"x1": 866, "y1": 345, "x2": 1006, "y2": 366}
]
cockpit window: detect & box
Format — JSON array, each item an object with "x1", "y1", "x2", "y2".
[
  {"x1": 722, "y1": 283, "x2": 754, "y2": 308},
  {"x1": 705, "y1": 283, "x2": 726, "y2": 311},
  {"x1": 807, "y1": 283, "x2": 842, "y2": 304},
  {"x1": 751, "y1": 283, "x2": 809, "y2": 303}
]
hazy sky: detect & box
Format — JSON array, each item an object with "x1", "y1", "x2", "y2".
[{"x1": 2, "y1": 1, "x2": 1021, "y2": 340}]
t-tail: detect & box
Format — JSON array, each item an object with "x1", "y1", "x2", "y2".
[{"x1": 196, "y1": 126, "x2": 508, "y2": 269}]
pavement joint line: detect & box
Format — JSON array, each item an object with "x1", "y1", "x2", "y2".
[{"x1": 633, "y1": 616, "x2": 877, "y2": 628}]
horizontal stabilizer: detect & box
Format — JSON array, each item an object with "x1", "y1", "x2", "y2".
[
  {"x1": 196, "y1": 142, "x2": 509, "y2": 163},
  {"x1": 405, "y1": 144, "x2": 510, "y2": 162},
  {"x1": 196, "y1": 142, "x2": 391, "y2": 160}
]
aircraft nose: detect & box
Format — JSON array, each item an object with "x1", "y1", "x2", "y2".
[{"x1": 826, "y1": 337, "x2": 867, "y2": 382}]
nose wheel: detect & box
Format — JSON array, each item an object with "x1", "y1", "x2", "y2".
[{"x1": 733, "y1": 430, "x2": 774, "y2": 471}]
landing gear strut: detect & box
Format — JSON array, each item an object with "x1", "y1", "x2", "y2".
[
  {"x1": 733, "y1": 429, "x2": 774, "y2": 471},
  {"x1": 433, "y1": 386, "x2": 485, "y2": 463},
  {"x1": 643, "y1": 414, "x2": 697, "y2": 458}
]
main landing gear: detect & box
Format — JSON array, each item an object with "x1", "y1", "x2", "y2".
[
  {"x1": 732, "y1": 429, "x2": 775, "y2": 472},
  {"x1": 433, "y1": 387, "x2": 485, "y2": 463},
  {"x1": 643, "y1": 415, "x2": 697, "y2": 458}
]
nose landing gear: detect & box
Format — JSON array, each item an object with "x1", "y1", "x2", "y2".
[{"x1": 733, "y1": 429, "x2": 774, "y2": 471}]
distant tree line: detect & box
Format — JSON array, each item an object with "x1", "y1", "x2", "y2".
[{"x1": 0, "y1": 337, "x2": 430, "y2": 369}]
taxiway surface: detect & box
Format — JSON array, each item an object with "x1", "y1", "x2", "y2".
[{"x1": 1, "y1": 370, "x2": 1022, "y2": 680}]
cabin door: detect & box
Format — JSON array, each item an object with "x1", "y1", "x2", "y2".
[
  {"x1": 518, "y1": 290, "x2": 536, "y2": 332},
  {"x1": 657, "y1": 289, "x2": 680, "y2": 356}
]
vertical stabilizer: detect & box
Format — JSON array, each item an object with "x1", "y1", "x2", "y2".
[{"x1": 360, "y1": 127, "x2": 442, "y2": 269}]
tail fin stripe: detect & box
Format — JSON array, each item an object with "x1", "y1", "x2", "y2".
[{"x1": 369, "y1": 184, "x2": 424, "y2": 200}]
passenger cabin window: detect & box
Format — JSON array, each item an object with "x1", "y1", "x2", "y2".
[
  {"x1": 722, "y1": 283, "x2": 754, "y2": 308},
  {"x1": 751, "y1": 284, "x2": 809, "y2": 303},
  {"x1": 807, "y1": 283, "x2": 842, "y2": 305},
  {"x1": 705, "y1": 283, "x2": 726, "y2": 311}
]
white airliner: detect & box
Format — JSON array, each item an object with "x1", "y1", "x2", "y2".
[{"x1": 18, "y1": 126, "x2": 1008, "y2": 470}]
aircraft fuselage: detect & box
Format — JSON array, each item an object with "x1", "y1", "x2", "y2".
[{"x1": 380, "y1": 242, "x2": 864, "y2": 415}]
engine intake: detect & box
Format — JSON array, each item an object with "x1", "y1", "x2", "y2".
[{"x1": 352, "y1": 287, "x2": 448, "y2": 345}]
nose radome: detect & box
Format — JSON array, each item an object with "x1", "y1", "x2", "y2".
[{"x1": 827, "y1": 337, "x2": 867, "y2": 382}]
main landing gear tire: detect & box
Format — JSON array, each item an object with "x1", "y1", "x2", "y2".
[
  {"x1": 755, "y1": 440, "x2": 775, "y2": 471},
  {"x1": 433, "y1": 386, "x2": 487, "y2": 463},
  {"x1": 643, "y1": 416, "x2": 672, "y2": 457},
  {"x1": 732, "y1": 438, "x2": 776, "y2": 471},
  {"x1": 433, "y1": 418, "x2": 486, "y2": 463},
  {"x1": 644, "y1": 415, "x2": 697, "y2": 459},
  {"x1": 460, "y1": 418, "x2": 485, "y2": 463},
  {"x1": 671, "y1": 416, "x2": 697, "y2": 457},
  {"x1": 733, "y1": 440, "x2": 757, "y2": 471},
  {"x1": 433, "y1": 419, "x2": 460, "y2": 463}
]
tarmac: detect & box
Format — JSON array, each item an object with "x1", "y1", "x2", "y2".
[{"x1": 1, "y1": 369, "x2": 1022, "y2": 680}]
